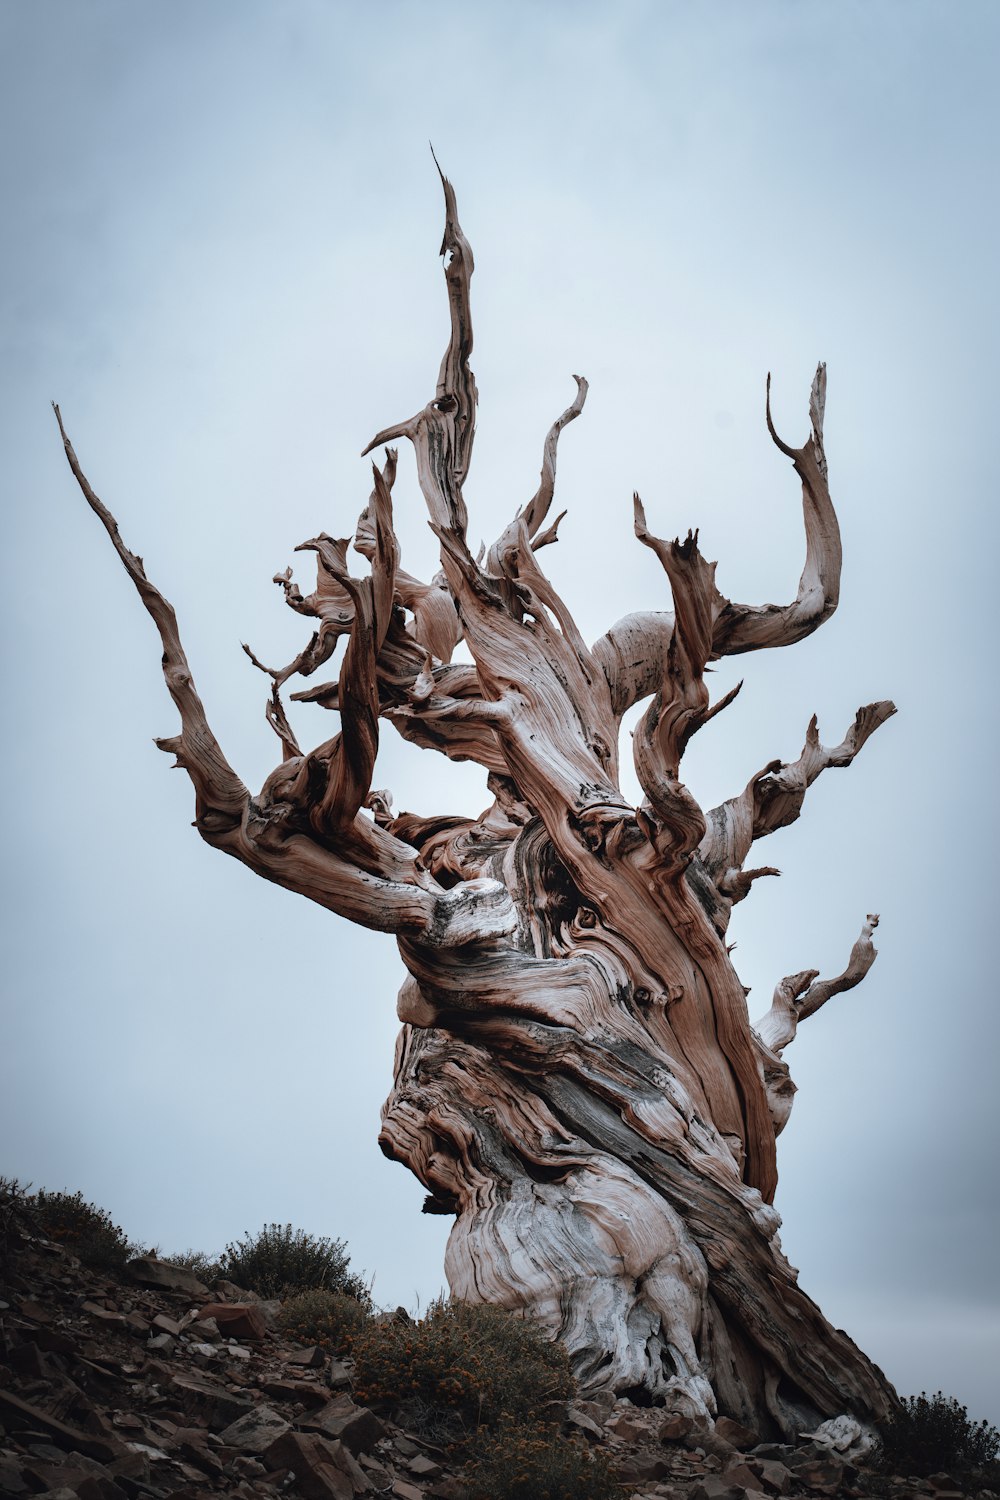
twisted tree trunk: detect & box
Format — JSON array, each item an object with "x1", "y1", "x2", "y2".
[{"x1": 56, "y1": 170, "x2": 897, "y2": 1439}]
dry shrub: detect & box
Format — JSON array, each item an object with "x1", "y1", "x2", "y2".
[
  {"x1": 219, "y1": 1222, "x2": 369, "y2": 1301},
  {"x1": 163, "y1": 1248, "x2": 225, "y2": 1281},
  {"x1": 30, "y1": 1188, "x2": 139, "y2": 1271},
  {"x1": 464, "y1": 1418, "x2": 619, "y2": 1500},
  {"x1": 278, "y1": 1288, "x2": 370, "y2": 1353},
  {"x1": 351, "y1": 1299, "x2": 573, "y2": 1445},
  {"x1": 874, "y1": 1391, "x2": 1000, "y2": 1477}
]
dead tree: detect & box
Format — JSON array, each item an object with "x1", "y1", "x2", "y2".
[{"x1": 56, "y1": 172, "x2": 897, "y2": 1438}]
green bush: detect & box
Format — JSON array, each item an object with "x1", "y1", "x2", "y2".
[
  {"x1": 351, "y1": 1299, "x2": 574, "y2": 1445},
  {"x1": 29, "y1": 1188, "x2": 139, "y2": 1272},
  {"x1": 219, "y1": 1222, "x2": 369, "y2": 1302},
  {"x1": 874, "y1": 1391, "x2": 1000, "y2": 1477},
  {"x1": 278, "y1": 1288, "x2": 370, "y2": 1353},
  {"x1": 464, "y1": 1419, "x2": 620, "y2": 1500}
]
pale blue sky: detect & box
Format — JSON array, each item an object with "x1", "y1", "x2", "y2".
[{"x1": 2, "y1": 0, "x2": 997, "y2": 1418}]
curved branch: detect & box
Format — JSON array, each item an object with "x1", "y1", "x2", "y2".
[
  {"x1": 754, "y1": 914, "x2": 880, "y2": 1054},
  {"x1": 265, "y1": 684, "x2": 301, "y2": 762},
  {"x1": 595, "y1": 365, "x2": 843, "y2": 718},
  {"x1": 592, "y1": 610, "x2": 677, "y2": 718},
  {"x1": 700, "y1": 701, "x2": 897, "y2": 881},
  {"x1": 631, "y1": 507, "x2": 739, "y2": 871},
  {"x1": 712, "y1": 364, "x2": 841, "y2": 656},
  {"x1": 53, "y1": 404, "x2": 249, "y2": 838},
  {"x1": 522, "y1": 374, "x2": 588, "y2": 538},
  {"x1": 797, "y1": 912, "x2": 880, "y2": 1022},
  {"x1": 55, "y1": 405, "x2": 523, "y2": 952},
  {"x1": 355, "y1": 449, "x2": 462, "y2": 666},
  {"x1": 486, "y1": 374, "x2": 587, "y2": 574},
  {"x1": 362, "y1": 161, "x2": 477, "y2": 538},
  {"x1": 299, "y1": 464, "x2": 399, "y2": 836}
]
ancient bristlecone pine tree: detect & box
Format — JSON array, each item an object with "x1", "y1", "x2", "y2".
[{"x1": 57, "y1": 175, "x2": 898, "y2": 1438}]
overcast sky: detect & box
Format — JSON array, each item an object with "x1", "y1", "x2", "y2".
[{"x1": 2, "y1": 0, "x2": 997, "y2": 1421}]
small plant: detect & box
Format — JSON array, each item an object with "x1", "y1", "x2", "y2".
[
  {"x1": 0, "y1": 1177, "x2": 37, "y2": 1277},
  {"x1": 874, "y1": 1390, "x2": 1000, "y2": 1477},
  {"x1": 219, "y1": 1222, "x2": 369, "y2": 1301},
  {"x1": 278, "y1": 1288, "x2": 370, "y2": 1352},
  {"x1": 163, "y1": 1248, "x2": 225, "y2": 1281},
  {"x1": 29, "y1": 1188, "x2": 139, "y2": 1272},
  {"x1": 351, "y1": 1299, "x2": 574, "y2": 1445},
  {"x1": 463, "y1": 1418, "x2": 620, "y2": 1500}
]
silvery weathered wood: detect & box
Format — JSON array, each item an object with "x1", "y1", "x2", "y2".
[{"x1": 56, "y1": 171, "x2": 897, "y2": 1438}]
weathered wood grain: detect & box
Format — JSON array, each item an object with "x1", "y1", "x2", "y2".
[{"x1": 57, "y1": 171, "x2": 898, "y2": 1438}]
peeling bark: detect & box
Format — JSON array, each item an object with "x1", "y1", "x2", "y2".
[{"x1": 58, "y1": 173, "x2": 898, "y2": 1437}]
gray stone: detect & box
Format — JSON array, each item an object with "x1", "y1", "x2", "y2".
[
  {"x1": 748, "y1": 1457, "x2": 794, "y2": 1493},
  {"x1": 426, "y1": 1482, "x2": 470, "y2": 1500},
  {"x1": 303, "y1": 1395, "x2": 386, "y2": 1455},
  {"x1": 170, "y1": 1372, "x2": 255, "y2": 1430},
  {"x1": 567, "y1": 1405, "x2": 604, "y2": 1439},
  {"x1": 328, "y1": 1357, "x2": 354, "y2": 1389},
  {"x1": 392, "y1": 1482, "x2": 425, "y2": 1500},
  {"x1": 0, "y1": 1456, "x2": 30, "y2": 1495},
  {"x1": 285, "y1": 1343, "x2": 326, "y2": 1367},
  {"x1": 616, "y1": 1456, "x2": 671, "y2": 1483},
  {"x1": 661, "y1": 1412, "x2": 698, "y2": 1441},
  {"x1": 715, "y1": 1417, "x2": 759, "y2": 1449},
  {"x1": 407, "y1": 1453, "x2": 442, "y2": 1478},
  {"x1": 721, "y1": 1461, "x2": 763, "y2": 1489},
  {"x1": 689, "y1": 1479, "x2": 749, "y2": 1500},
  {"x1": 218, "y1": 1404, "x2": 291, "y2": 1454},
  {"x1": 264, "y1": 1430, "x2": 370, "y2": 1499},
  {"x1": 82, "y1": 1300, "x2": 127, "y2": 1330},
  {"x1": 783, "y1": 1452, "x2": 846, "y2": 1493},
  {"x1": 583, "y1": 1389, "x2": 617, "y2": 1419},
  {"x1": 125, "y1": 1256, "x2": 209, "y2": 1297}
]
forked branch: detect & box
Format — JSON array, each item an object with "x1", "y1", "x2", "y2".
[
  {"x1": 700, "y1": 701, "x2": 897, "y2": 885},
  {"x1": 595, "y1": 365, "x2": 846, "y2": 718},
  {"x1": 54, "y1": 405, "x2": 520, "y2": 950},
  {"x1": 755, "y1": 914, "x2": 881, "y2": 1053}
]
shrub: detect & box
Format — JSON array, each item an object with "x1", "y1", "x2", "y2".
[
  {"x1": 0, "y1": 1177, "x2": 36, "y2": 1276},
  {"x1": 29, "y1": 1188, "x2": 139, "y2": 1272},
  {"x1": 463, "y1": 1419, "x2": 620, "y2": 1500},
  {"x1": 874, "y1": 1391, "x2": 1000, "y2": 1477},
  {"x1": 163, "y1": 1249, "x2": 225, "y2": 1282},
  {"x1": 351, "y1": 1299, "x2": 574, "y2": 1445},
  {"x1": 218, "y1": 1222, "x2": 369, "y2": 1302},
  {"x1": 278, "y1": 1288, "x2": 370, "y2": 1353}
]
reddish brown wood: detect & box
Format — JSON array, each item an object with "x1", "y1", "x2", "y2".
[{"x1": 56, "y1": 171, "x2": 897, "y2": 1439}]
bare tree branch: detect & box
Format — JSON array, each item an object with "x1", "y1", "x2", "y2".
[
  {"x1": 53, "y1": 403, "x2": 249, "y2": 838},
  {"x1": 595, "y1": 365, "x2": 844, "y2": 716},
  {"x1": 361, "y1": 162, "x2": 477, "y2": 538},
  {"x1": 755, "y1": 914, "x2": 881, "y2": 1054},
  {"x1": 60, "y1": 175, "x2": 900, "y2": 1436},
  {"x1": 486, "y1": 374, "x2": 587, "y2": 573},
  {"x1": 712, "y1": 364, "x2": 842, "y2": 655},
  {"x1": 700, "y1": 701, "x2": 897, "y2": 883}
]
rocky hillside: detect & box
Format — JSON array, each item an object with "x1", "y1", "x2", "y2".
[{"x1": 0, "y1": 1218, "x2": 995, "y2": 1500}]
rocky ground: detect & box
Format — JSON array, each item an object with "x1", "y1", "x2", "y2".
[{"x1": 0, "y1": 1227, "x2": 995, "y2": 1500}]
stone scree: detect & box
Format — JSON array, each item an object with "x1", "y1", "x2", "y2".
[{"x1": 0, "y1": 1223, "x2": 995, "y2": 1500}]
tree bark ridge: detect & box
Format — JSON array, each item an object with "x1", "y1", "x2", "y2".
[{"x1": 58, "y1": 172, "x2": 898, "y2": 1439}]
